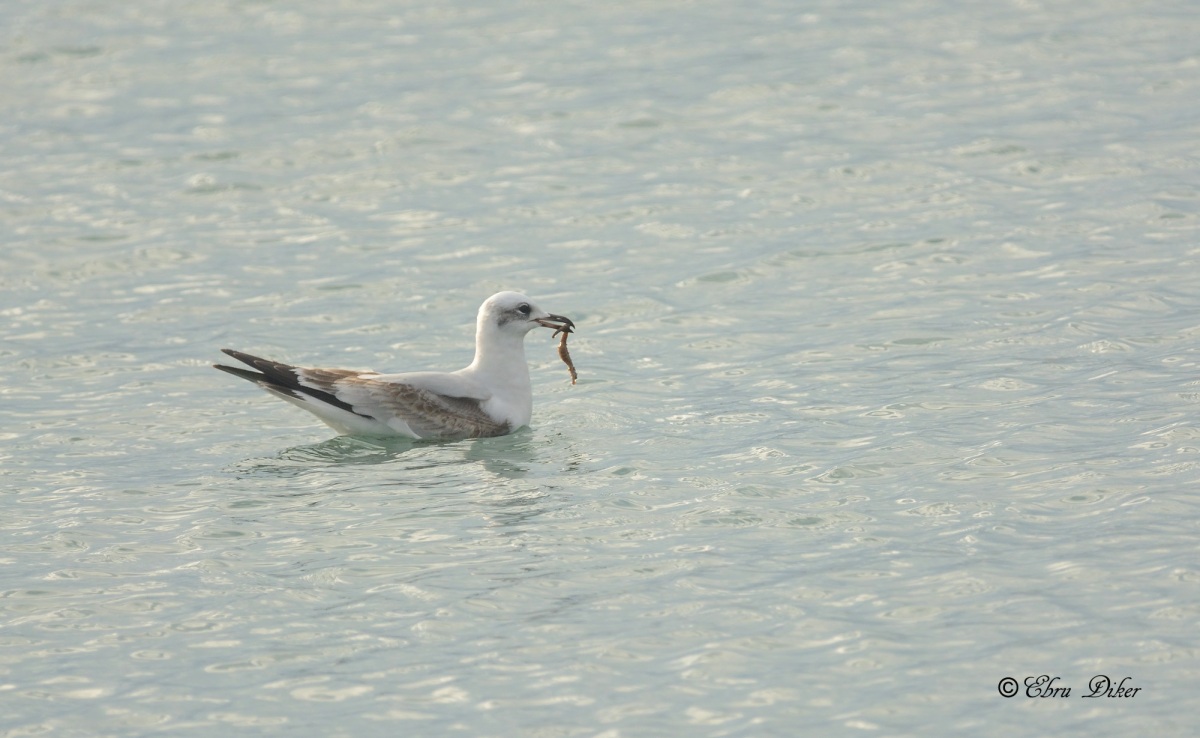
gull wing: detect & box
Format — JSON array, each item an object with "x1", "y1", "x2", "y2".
[
  {"x1": 334, "y1": 375, "x2": 509, "y2": 439},
  {"x1": 214, "y1": 349, "x2": 507, "y2": 439}
]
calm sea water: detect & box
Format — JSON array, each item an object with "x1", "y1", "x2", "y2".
[{"x1": 3, "y1": 1, "x2": 1199, "y2": 735}]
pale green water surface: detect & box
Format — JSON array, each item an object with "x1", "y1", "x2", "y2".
[{"x1": 2, "y1": 1, "x2": 1199, "y2": 736}]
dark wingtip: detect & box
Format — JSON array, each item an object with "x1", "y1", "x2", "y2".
[
  {"x1": 213, "y1": 363, "x2": 268, "y2": 383},
  {"x1": 221, "y1": 348, "x2": 258, "y2": 364},
  {"x1": 212, "y1": 351, "x2": 372, "y2": 420}
]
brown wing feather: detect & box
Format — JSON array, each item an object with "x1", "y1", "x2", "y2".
[{"x1": 336, "y1": 376, "x2": 511, "y2": 439}]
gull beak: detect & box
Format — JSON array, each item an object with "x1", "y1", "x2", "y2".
[{"x1": 535, "y1": 313, "x2": 575, "y2": 334}]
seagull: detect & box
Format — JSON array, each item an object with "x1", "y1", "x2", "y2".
[{"x1": 214, "y1": 291, "x2": 575, "y2": 439}]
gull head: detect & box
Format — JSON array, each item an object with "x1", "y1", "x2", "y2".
[{"x1": 479, "y1": 291, "x2": 575, "y2": 339}]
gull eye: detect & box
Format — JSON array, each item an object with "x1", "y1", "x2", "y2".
[{"x1": 517, "y1": 303, "x2": 532, "y2": 316}]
